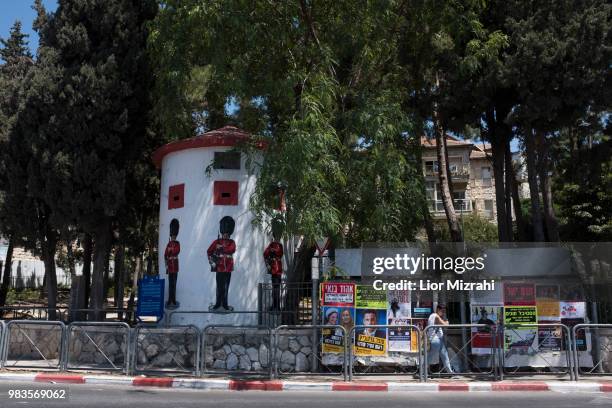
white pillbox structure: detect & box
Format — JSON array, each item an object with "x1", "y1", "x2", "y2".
[{"x1": 152, "y1": 126, "x2": 268, "y2": 327}]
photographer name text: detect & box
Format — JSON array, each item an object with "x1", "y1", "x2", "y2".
[{"x1": 372, "y1": 279, "x2": 496, "y2": 291}]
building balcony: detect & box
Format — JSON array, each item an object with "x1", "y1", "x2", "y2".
[
  {"x1": 428, "y1": 199, "x2": 472, "y2": 217},
  {"x1": 424, "y1": 164, "x2": 470, "y2": 180}
]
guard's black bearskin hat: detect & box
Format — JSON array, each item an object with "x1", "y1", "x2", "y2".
[
  {"x1": 169, "y1": 218, "x2": 180, "y2": 237},
  {"x1": 219, "y1": 216, "x2": 235, "y2": 235}
]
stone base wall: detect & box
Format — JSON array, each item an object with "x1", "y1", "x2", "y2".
[
  {"x1": 204, "y1": 330, "x2": 271, "y2": 372},
  {"x1": 67, "y1": 327, "x2": 127, "y2": 367},
  {"x1": 135, "y1": 329, "x2": 198, "y2": 372},
  {"x1": 7, "y1": 326, "x2": 62, "y2": 360}
]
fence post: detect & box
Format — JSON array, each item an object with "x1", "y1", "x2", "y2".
[{"x1": 0, "y1": 320, "x2": 6, "y2": 369}]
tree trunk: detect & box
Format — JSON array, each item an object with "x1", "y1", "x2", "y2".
[
  {"x1": 90, "y1": 221, "x2": 112, "y2": 321},
  {"x1": 525, "y1": 129, "x2": 545, "y2": 241},
  {"x1": 103, "y1": 244, "x2": 111, "y2": 301},
  {"x1": 114, "y1": 244, "x2": 125, "y2": 319},
  {"x1": 41, "y1": 233, "x2": 58, "y2": 321},
  {"x1": 434, "y1": 118, "x2": 462, "y2": 242},
  {"x1": 504, "y1": 138, "x2": 514, "y2": 241},
  {"x1": 510, "y1": 160, "x2": 527, "y2": 241},
  {"x1": 127, "y1": 254, "x2": 142, "y2": 324},
  {"x1": 82, "y1": 233, "x2": 92, "y2": 309},
  {"x1": 536, "y1": 131, "x2": 560, "y2": 241},
  {"x1": 443, "y1": 134, "x2": 455, "y2": 199},
  {"x1": 486, "y1": 109, "x2": 511, "y2": 242},
  {"x1": 67, "y1": 240, "x2": 86, "y2": 321},
  {"x1": 0, "y1": 237, "x2": 15, "y2": 307}
]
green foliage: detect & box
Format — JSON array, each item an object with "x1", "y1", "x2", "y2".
[
  {"x1": 150, "y1": 0, "x2": 427, "y2": 245},
  {"x1": 553, "y1": 123, "x2": 612, "y2": 241},
  {"x1": 0, "y1": 20, "x2": 35, "y2": 244},
  {"x1": 435, "y1": 214, "x2": 499, "y2": 242}
]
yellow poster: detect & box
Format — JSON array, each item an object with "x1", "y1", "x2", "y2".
[
  {"x1": 354, "y1": 332, "x2": 386, "y2": 356},
  {"x1": 536, "y1": 300, "x2": 560, "y2": 319},
  {"x1": 536, "y1": 284, "x2": 560, "y2": 320}
]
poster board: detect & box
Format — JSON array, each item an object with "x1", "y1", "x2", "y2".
[
  {"x1": 470, "y1": 305, "x2": 502, "y2": 355},
  {"x1": 354, "y1": 286, "x2": 387, "y2": 355},
  {"x1": 321, "y1": 282, "x2": 355, "y2": 354},
  {"x1": 387, "y1": 289, "x2": 411, "y2": 352}
]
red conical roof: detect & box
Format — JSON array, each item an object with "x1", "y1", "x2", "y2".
[{"x1": 152, "y1": 126, "x2": 265, "y2": 168}]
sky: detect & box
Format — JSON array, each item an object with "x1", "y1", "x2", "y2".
[{"x1": 0, "y1": 0, "x2": 58, "y2": 56}]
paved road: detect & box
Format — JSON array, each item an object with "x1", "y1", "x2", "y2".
[{"x1": 0, "y1": 382, "x2": 610, "y2": 408}]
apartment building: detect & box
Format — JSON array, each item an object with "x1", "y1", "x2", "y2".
[{"x1": 421, "y1": 136, "x2": 497, "y2": 221}]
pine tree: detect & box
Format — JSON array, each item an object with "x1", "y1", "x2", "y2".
[
  {"x1": 0, "y1": 21, "x2": 34, "y2": 308},
  {"x1": 11, "y1": 0, "x2": 158, "y2": 320}
]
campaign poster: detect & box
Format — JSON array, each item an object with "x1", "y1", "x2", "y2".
[
  {"x1": 470, "y1": 305, "x2": 502, "y2": 354},
  {"x1": 354, "y1": 309, "x2": 387, "y2": 356},
  {"x1": 504, "y1": 282, "x2": 536, "y2": 306},
  {"x1": 562, "y1": 317, "x2": 587, "y2": 351},
  {"x1": 504, "y1": 306, "x2": 537, "y2": 350},
  {"x1": 536, "y1": 284, "x2": 560, "y2": 320},
  {"x1": 322, "y1": 306, "x2": 354, "y2": 353},
  {"x1": 387, "y1": 289, "x2": 411, "y2": 321},
  {"x1": 411, "y1": 291, "x2": 433, "y2": 318},
  {"x1": 504, "y1": 306, "x2": 537, "y2": 324},
  {"x1": 355, "y1": 285, "x2": 386, "y2": 309},
  {"x1": 538, "y1": 320, "x2": 562, "y2": 351},
  {"x1": 560, "y1": 301, "x2": 586, "y2": 319},
  {"x1": 321, "y1": 282, "x2": 355, "y2": 307},
  {"x1": 388, "y1": 326, "x2": 412, "y2": 352},
  {"x1": 560, "y1": 284, "x2": 584, "y2": 302},
  {"x1": 387, "y1": 289, "x2": 412, "y2": 351}
]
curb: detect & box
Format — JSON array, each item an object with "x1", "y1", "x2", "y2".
[{"x1": 0, "y1": 373, "x2": 610, "y2": 393}]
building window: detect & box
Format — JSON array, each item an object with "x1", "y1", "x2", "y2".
[
  {"x1": 213, "y1": 180, "x2": 239, "y2": 205},
  {"x1": 425, "y1": 181, "x2": 436, "y2": 201},
  {"x1": 425, "y1": 161, "x2": 438, "y2": 175},
  {"x1": 168, "y1": 184, "x2": 185, "y2": 210},
  {"x1": 213, "y1": 151, "x2": 241, "y2": 170},
  {"x1": 482, "y1": 166, "x2": 492, "y2": 187},
  {"x1": 484, "y1": 199, "x2": 494, "y2": 218},
  {"x1": 453, "y1": 191, "x2": 469, "y2": 212}
]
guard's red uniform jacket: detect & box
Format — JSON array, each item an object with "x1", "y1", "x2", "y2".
[
  {"x1": 207, "y1": 238, "x2": 236, "y2": 273},
  {"x1": 164, "y1": 240, "x2": 180, "y2": 274},
  {"x1": 264, "y1": 241, "x2": 283, "y2": 276}
]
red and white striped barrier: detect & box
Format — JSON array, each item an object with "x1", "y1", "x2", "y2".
[{"x1": 0, "y1": 373, "x2": 609, "y2": 393}]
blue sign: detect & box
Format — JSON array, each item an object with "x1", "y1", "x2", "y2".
[{"x1": 137, "y1": 276, "x2": 165, "y2": 321}]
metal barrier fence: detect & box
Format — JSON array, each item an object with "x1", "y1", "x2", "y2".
[
  {"x1": 1, "y1": 320, "x2": 608, "y2": 382},
  {"x1": 349, "y1": 325, "x2": 423, "y2": 381},
  {"x1": 259, "y1": 282, "x2": 314, "y2": 326},
  {"x1": 274, "y1": 325, "x2": 347, "y2": 380},
  {"x1": 63, "y1": 322, "x2": 130, "y2": 373},
  {"x1": 424, "y1": 324, "x2": 498, "y2": 381},
  {"x1": 202, "y1": 325, "x2": 272, "y2": 376},
  {"x1": 166, "y1": 310, "x2": 297, "y2": 327},
  {"x1": 133, "y1": 325, "x2": 201, "y2": 376},
  {"x1": 0, "y1": 320, "x2": 5, "y2": 369},
  {"x1": 500, "y1": 323, "x2": 574, "y2": 381},
  {"x1": 0, "y1": 306, "x2": 69, "y2": 321},
  {"x1": 2, "y1": 320, "x2": 65, "y2": 371},
  {"x1": 0, "y1": 307, "x2": 135, "y2": 323},
  {"x1": 572, "y1": 324, "x2": 612, "y2": 378}
]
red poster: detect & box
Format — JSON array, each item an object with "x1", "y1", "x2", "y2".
[
  {"x1": 321, "y1": 282, "x2": 355, "y2": 307},
  {"x1": 504, "y1": 282, "x2": 536, "y2": 306}
]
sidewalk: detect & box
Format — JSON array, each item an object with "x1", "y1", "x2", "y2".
[{"x1": 0, "y1": 371, "x2": 610, "y2": 393}]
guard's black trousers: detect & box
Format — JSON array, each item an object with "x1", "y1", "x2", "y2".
[
  {"x1": 168, "y1": 273, "x2": 178, "y2": 305},
  {"x1": 271, "y1": 275, "x2": 281, "y2": 309},
  {"x1": 214, "y1": 272, "x2": 232, "y2": 308}
]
